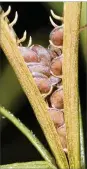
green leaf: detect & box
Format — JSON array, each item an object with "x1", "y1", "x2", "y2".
[
  {"x1": 0, "y1": 161, "x2": 57, "y2": 169},
  {"x1": 0, "y1": 106, "x2": 55, "y2": 167}
]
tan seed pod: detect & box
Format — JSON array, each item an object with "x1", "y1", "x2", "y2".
[
  {"x1": 50, "y1": 27, "x2": 63, "y2": 46},
  {"x1": 50, "y1": 88, "x2": 64, "y2": 109},
  {"x1": 50, "y1": 57, "x2": 62, "y2": 76},
  {"x1": 34, "y1": 77, "x2": 52, "y2": 94},
  {"x1": 32, "y1": 72, "x2": 48, "y2": 79},
  {"x1": 27, "y1": 62, "x2": 50, "y2": 77},
  {"x1": 49, "y1": 75, "x2": 61, "y2": 86},
  {"x1": 18, "y1": 46, "x2": 38, "y2": 63},
  {"x1": 48, "y1": 45, "x2": 62, "y2": 58},
  {"x1": 48, "y1": 108, "x2": 64, "y2": 127},
  {"x1": 30, "y1": 45, "x2": 51, "y2": 66}
]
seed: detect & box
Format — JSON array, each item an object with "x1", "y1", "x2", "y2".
[
  {"x1": 27, "y1": 62, "x2": 50, "y2": 76},
  {"x1": 18, "y1": 46, "x2": 38, "y2": 62},
  {"x1": 50, "y1": 27, "x2": 63, "y2": 46},
  {"x1": 50, "y1": 88, "x2": 64, "y2": 109},
  {"x1": 48, "y1": 108, "x2": 64, "y2": 127},
  {"x1": 34, "y1": 77, "x2": 51, "y2": 93},
  {"x1": 50, "y1": 57, "x2": 62, "y2": 76},
  {"x1": 31, "y1": 45, "x2": 51, "y2": 66}
]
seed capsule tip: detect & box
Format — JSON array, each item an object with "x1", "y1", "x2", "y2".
[
  {"x1": 28, "y1": 36, "x2": 32, "y2": 47},
  {"x1": 50, "y1": 9, "x2": 63, "y2": 21},
  {"x1": 17, "y1": 30, "x2": 27, "y2": 44},
  {"x1": 49, "y1": 16, "x2": 58, "y2": 27},
  {"x1": 9, "y1": 11, "x2": 18, "y2": 27},
  {"x1": 3, "y1": 5, "x2": 11, "y2": 18}
]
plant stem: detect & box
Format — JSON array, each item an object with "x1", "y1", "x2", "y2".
[
  {"x1": 0, "y1": 161, "x2": 56, "y2": 169},
  {"x1": 0, "y1": 106, "x2": 57, "y2": 168},
  {"x1": 63, "y1": 2, "x2": 82, "y2": 169},
  {"x1": 79, "y1": 103, "x2": 85, "y2": 169},
  {"x1": 0, "y1": 10, "x2": 69, "y2": 169}
]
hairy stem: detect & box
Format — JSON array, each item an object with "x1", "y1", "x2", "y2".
[{"x1": 63, "y1": 2, "x2": 82, "y2": 169}]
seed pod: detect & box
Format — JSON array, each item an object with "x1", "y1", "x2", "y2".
[
  {"x1": 48, "y1": 108, "x2": 64, "y2": 127},
  {"x1": 50, "y1": 57, "x2": 62, "y2": 76},
  {"x1": 50, "y1": 27, "x2": 63, "y2": 46},
  {"x1": 50, "y1": 88, "x2": 64, "y2": 109},
  {"x1": 34, "y1": 77, "x2": 52, "y2": 94},
  {"x1": 27, "y1": 62, "x2": 50, "y2": 76},
  {"x1": 49, "y1": 75, "x2": 61, "y2": 86},
  {"x1": 56, "y1": 124, "x2": 67, "y2": 149},
  {"x1": 32, "y1": 72, "x2": 48, "y2": 79},
  {"x1": 48, "y1": 45, "x2": 62, "y2": 58},
  {"x1": 18, "y1": 46, "x2": 38, "y2": 62},
  {"x1": 30, "y1": 45, "x2": 51, "y2": 66}
]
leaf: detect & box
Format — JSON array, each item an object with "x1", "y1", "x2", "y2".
[{"x1": 0, "y1": 161, "x2": 57, "y2": 169}]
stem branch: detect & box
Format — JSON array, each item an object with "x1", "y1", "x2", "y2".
[{"x1": 63, "y1": 2, "x2": 82, "y2": 169}]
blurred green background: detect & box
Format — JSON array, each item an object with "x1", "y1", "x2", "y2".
[{"x1": 0, "y1": 2, "x2": 87, "y2": 165}]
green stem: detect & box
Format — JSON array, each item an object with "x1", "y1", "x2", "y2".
[
  {"x1": 0, "y1": 106, "x2": 56, "y2": 168},
  {"x1": 0, "y1": 161, "x2": 56, "y2": 169}
]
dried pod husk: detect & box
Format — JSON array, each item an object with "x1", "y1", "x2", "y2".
[
  {"x1": 34, "y1": 76, "x2": 52, "y2": 94},
  {"x1": 18, "y1": 46, "x2": 38, "y2": 62},
  {"x1": 48, "y1": 45, "x2": 62, "y2": 58},
  {"x1": 27, "y1": 62, "x2": 50, "y2": 77},
  {"x1": 30, "y1": 45, "x2": 51, "y2": 66},
  {"x1": 32, "y1": 72, "x2": 48, "y2": 79},
  {"x1": 50, "y1": 57, "x2": 62, "y2": 76},
  {"x1": 50, "y1": 27, "x2": 63, "y2": 46},
  {"x1": 49, "y1": 75, "x2": 61, "y2": 86},
  {"x1": 56, "y1": 124, "x2": 67, "y2": 149},
  {"x1": 48, "y1": 108, "x2": 64, "y2": 127},
  {"x1": 50, "y1": 88, "x2": 64, "y2": 109}
]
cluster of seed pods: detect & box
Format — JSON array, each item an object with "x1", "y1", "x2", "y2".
[
  {"x1": 18, "y1": 11, "x2": 67, "y2": 153},
  {"x1": 2, "y1": 7, "x2": 67, "y2": 153}
]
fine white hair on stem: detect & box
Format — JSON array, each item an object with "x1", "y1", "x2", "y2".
[
  {"x1": 27, "y1": 36, "x2": 32, "y2": 47},
  {"x1": 9, "y1": 11, "x2": 18, "y2": 27},
  {"x1": 2, "y1": 6, "x2": 11, "y2": 18},
  {"x1": 50, "y1": 9, "x2": 63, "y2": 21},
  {"x1": 17, "y1": 31, "x2": 27, "y2": 44}
]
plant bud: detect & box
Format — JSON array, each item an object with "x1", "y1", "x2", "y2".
[
  {"x1": 50, "y1": 27, "x2": 63, "y2": 46},
  {"x1": 27, "y1": 62, "x2": 50, "y2": 76},
  {"x1": 30, "y1": 45, "x2": 51, "y2": 66},
  {"x1": 56, "y1": 124, "x2": 67, "y2": 149},
  {"x1": 18, "y1": 46, "x2": 38, "y2": 62},
  {"x1": 50, "y1": 57, "x2": 62, "y2": 76},
  {"x1": 34, "y1": 77, "x2": 51, "y2": 93},
  {"x1": 50, "y1": 88, "x2": 64, "y2": 109},
  {"x1": 48, "y1": 108, "x2": 64, "y2": 127}
]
